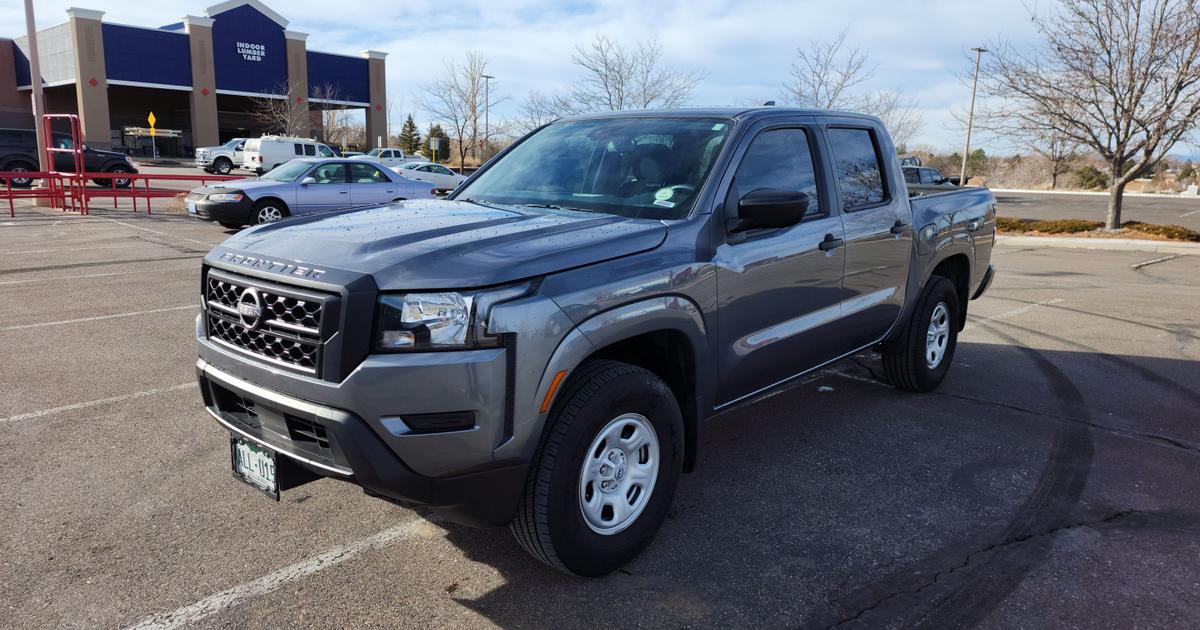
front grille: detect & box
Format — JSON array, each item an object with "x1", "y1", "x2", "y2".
[{"x1": 204, "y1": 270, "x2": 335, "y2": 375}]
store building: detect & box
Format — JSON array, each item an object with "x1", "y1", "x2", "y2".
[{"x1": 0, "y1": 0, "x2": 387, "y2": 156}]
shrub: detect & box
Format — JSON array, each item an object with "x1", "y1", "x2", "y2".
[
  {"x1": 1073, "y1": 165, "x2": 1109, "y2": 190},
  {"x1": 1122, "y1": 222, "x2": 1200, "y2": 242}
]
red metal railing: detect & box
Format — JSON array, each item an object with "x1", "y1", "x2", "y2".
[{"x1": 0, "y1": 113, "x2": 240, "y2": 216}]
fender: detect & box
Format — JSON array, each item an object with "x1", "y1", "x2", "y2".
[{"x1": 513, "y1": 295, "x2": 710, "y2": 466}]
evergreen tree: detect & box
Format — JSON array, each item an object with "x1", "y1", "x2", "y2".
[{"x1": 397, "y1": 115, "x2": 421, "y2": 156}]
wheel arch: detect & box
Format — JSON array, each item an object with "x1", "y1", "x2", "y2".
[
  {"x1": 532, "y1": 296, "x2": 709, "y2": 473},
  {"x1": 929, "y1": 253, "x2": 971, "y2": 330}
]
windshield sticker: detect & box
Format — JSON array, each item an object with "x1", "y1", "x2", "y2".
[
  {"x1": 653, "y1": 199, "x2": 676, "y2": 208},
  {"x1": 654, "y1": 188, "x2": 675, "y2": 201},
  {"x1": 712, "y1": 123, "x2": 726, "y2": 131}
]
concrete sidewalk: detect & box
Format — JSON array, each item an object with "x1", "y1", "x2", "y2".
[{"x1": 997, "y1": 234, "x2": 1200, "y2": 255}]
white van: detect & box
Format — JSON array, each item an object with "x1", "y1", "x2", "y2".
[{"x1": 242, "y1": 136, "x2": 337, "y2": 174}]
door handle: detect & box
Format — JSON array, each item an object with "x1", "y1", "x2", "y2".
[
  {"x1": 890, "y1": 220, "x2": 909, "y2": 235},
  {"x1": 818, "y1": 234, "x2": 844, "y2": 252},
  {"x1": 339, "y1": 190, "x2": 349, "y2": 194}
]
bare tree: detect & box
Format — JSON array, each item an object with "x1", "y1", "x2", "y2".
[
  {"x1": 419, "y1": 52, "x2": 490, "y2": 171},
  {"x1": 784, "y1": 29, "x2": 875, "y2": 109},
  {"x1": 515, "y1": 90, "x2": 577, "y2": 134},
  {"x1": 859, "y1": 90, "x2": 924, "y2": 149},
  {"x1": 249, "y1": 81, "x2": 310, "y2": 137},
  {"x1": 980, "y1": 0, "x2": 1200, "y2": 229},
  {"x1": 570, "y1": 36, "x2": 702, "y2": 111},
  {"x1": 310, "y1": 83, "x2": 362, "y2": 150}
]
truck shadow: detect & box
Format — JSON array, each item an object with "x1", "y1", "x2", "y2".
[{"x1": 433, "y1": 340, "x2": 1200, "y2": 629}]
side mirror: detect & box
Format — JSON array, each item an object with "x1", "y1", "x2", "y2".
[
  {"x1": 300, "y1": 177, "x2": 316, "y2": 186},
  {"x1": 727, "y1": 188, "x2": 810, "y2": 233}
]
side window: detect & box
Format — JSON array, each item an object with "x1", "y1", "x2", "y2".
[
  {"x1": 235, "y1": 142, "x2": 245, "y2": 151},
  {"x1": 920, "y1": 169, "x2": 937, "y2": 184},
  {"x1": 308, "y1": 163, "x2": 346, "y2": 184},
  {"x1": 293, "y1": 143, "x2": 304, "y2": 156},
  {"x1": 828, "y1": 127, "x2": 888, "y2": 208},
  {"x1": 303, "y1": 144, "x2": 316, "y2": 157},
  {"x1": 903, "y1": 169, "x2": 919, "y2": 184},
  {"x1": 731, "y1": 128, "x2": 822, "y2": 217},
  {"x1": 350, "y1": 163, "x2": 389, "y2": 183},
  {"x1": 434, "y1": 165, "x2": 455, "y2": 176},
  {"x1": 317, "y1": 145, "x2": 335, "y2": 157}
]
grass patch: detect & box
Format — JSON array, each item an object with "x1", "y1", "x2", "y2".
[{"x1": 998, "y1": 217, "x2": 1200, "y2": 242}]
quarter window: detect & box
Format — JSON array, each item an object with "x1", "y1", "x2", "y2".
[
  {"x1": 350, "y1": 163, "x2": 389, "y2": 183},
  {"x1": 828, "y1": 128, "x2": 887, "y2": 208},
  {"x1": 731, "y1": 128, "x2": 822, "y2": 217}
]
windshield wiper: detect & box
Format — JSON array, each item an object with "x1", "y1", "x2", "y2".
[
  {"x1": 459, "y1": 197, "x2": 513, "y2": 210},
  {"x1": 522, "y1": 203, "x2": 595, "y2": 213}
]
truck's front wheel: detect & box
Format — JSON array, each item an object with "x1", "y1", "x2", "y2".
[
  {"x1": 511, "y1": 360, "x2": 683, "y2": 576},
  {"x1": 882, "y1": 275, "x2": 960, "y2": 392}
]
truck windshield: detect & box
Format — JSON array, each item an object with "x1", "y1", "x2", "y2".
[
  {"x1": 454, "y1": 117, "x2": 733, "y2": 220},
  {"x1": 260, "y1": 161, "x2": 311, "y2": 182}
]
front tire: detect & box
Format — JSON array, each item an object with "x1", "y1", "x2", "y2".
[
  {"x1": 213, "y1": 158, "x2": 233, "y2": 175},
  {"x1": 3, "y1": 162, "x2": 35, "y2": 188},
  {"x1": 511, "y1": 360, "x2": 683, "y2": 577},
  {"x1": 93, "y1": 165, "x2": 132, "y2": 189},
  {"x1": 882, "y1": 276, "x2": 960, "y2": 392},
  {"x1": 251, "y1": 200, "x2": 288, "y2": 225}
]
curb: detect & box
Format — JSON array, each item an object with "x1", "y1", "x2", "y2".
[
  {"x1": 997, "y1": 235, "x2": 1200, "y2": 255},
  {"x1": 990, "y1": 188, "x2": 1200, "y2": 200}
]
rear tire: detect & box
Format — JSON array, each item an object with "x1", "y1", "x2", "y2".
[
  {"x1": 882, "y1": 276, "x2": 960, "y2": 392},
  {"x1": 511, "y1": 360, "x2": 683, "y2": 577}
]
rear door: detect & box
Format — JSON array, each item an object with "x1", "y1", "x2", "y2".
[
  {"x1": 826, "y1": 124, "x2": 912, "y2": 348},
  {"x1": 295, "y1": 162, "x2": 350, "y2": 212},
  {"x1": 349, "y1": 162, "x2": 397, "y2": 205},
  {"x1": 713, "y1": 121, "x2": 848, "y2": 407}
]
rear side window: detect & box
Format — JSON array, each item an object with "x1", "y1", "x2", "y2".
[
  {"x1": 828, "y1": 127, "x2": 888, "y2": 209},
  {"x1": 350, "y1": 163, "x2": 389, "y2": 183},
  {"x1": 731, "y1": 128, "x2": 822, "y2": 217},
  {"x1": 294, "y1": 143, "x2": 304, "y2": 156}
]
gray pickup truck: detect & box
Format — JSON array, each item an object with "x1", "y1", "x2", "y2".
[{"x1": 195, "y1": 108, "x2": 996, "y2": 576}]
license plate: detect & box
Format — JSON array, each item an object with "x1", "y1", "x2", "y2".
[
  {"x1": 187, "y1": 200, "x2": 197, "y2": 215},
  {"x1": 231, "y1": 437, "x2": 279, "y2": 500}
]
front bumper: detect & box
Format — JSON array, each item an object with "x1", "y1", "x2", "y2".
[
  {"x1": 197, "y1": 357, "x2": 528, "y2": 527},
  {"x1": 189, "y1": 196, "x2": 253, "y2": 223}
]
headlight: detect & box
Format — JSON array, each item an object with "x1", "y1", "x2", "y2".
[
  {"x1": 375, "y1": 284, "x2": 532, "y2": 351},
  {"x1": 207, "y1": 192, "x2": 244, "y2": 202}
]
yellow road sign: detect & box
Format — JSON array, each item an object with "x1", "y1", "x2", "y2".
[{"x1": 147, "y1": 112, "x2": 156, "y2": 127}]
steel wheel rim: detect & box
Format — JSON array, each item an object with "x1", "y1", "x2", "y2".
[
  {"x1": 926, "y1": 302, "x2": 951, "y2": 368},
  {"x1": 578, "y1": 412, "x2": 660, "y2": 536},
  {"x1": 256, "y1": 206, "x2": 283, "y2": 224}
]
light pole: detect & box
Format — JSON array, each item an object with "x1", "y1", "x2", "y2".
[
  {"x1": 481, "y1": 74, "x2": 494, "y2": 161},
  {"x1": 960, "y1": 47, "x2": 987, "y2": 186},
  {"x1": 24, "y1": 0, "x2": 47, "y2": 173}
]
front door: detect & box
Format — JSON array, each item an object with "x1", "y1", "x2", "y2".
[
  {"x1": 296, "y1": 162, "x2": 350, "y2": 212},
  {"x1": 714, "y1": 125, "x2": 848, "y2": 407},
  {"x1": 826, "y1": 126, "x2": 912, "y2": 349},
  {"x1": 349, "y1": 162, "x2": 398, "y2": 205}
]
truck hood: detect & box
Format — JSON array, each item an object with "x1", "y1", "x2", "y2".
[{"x1": 210, "y1": 200, "x2": 668, "y2": 290}]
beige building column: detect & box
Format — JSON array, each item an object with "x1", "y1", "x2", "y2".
[
  {"x1": 363, "y1": 50, "x2": 387, "y2": 149},
  {"x1": 284, "y1": 31, "x2": 309, "y2": 137},
  {"x1": 67, "y1": 8, "x2": 111, "y2": 149},
  {"x1": 183, "y1": 15, "x2": 218, "y2": 148}
]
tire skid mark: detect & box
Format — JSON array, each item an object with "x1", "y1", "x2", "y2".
[
  {"x1": 806, "y1": 324, "x2": 1094, "y2": 629},
  {"x1": 983, "y1": 295, "x2": 1200, "y2": 343},
  {"x1": 0, "y1": 254, "x2": 202, "y2": 276}
]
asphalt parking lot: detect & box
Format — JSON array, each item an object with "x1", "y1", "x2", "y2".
[
  {"x1": 2, "y1": 204, "x2": 1198, "y2": 629},
  {"x1": 995, "y1": 190, "x2": 1200, "y2": 230}
]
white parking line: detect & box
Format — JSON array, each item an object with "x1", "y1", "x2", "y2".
[
  {"x1": 963, "y1": 298, "x2": 1064, "y2": 331},
  {"x1": 99, "y1": 217, "x2": 218, "y2": 248},
  {"x1": 1131, "y1": 255, "x2": 1177, "y2": 269},
  {"x1": 0, "y1": 383, "x2": 194, "y2": 423},
  {"x1": 1, "y1": 243, "x2": 149, "y2": 255},
  {"x1": 1180, "y1": 208, "x2": 1200, "y2": 218},
  {"x1": 0, "y1": 304, "x2": 195, "y2": 332},
  {"x1": 0, "y1": 264, "x2": 196, "y2": 286},
  {"x1": 125, "y1": 519, "x2": 430, "y2": 630}
]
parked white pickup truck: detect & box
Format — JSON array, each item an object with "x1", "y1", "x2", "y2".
[{"x1": 195, "y1": 138, "x2": 247, "y2": 175}]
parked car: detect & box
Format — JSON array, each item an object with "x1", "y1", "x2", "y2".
[
  {"x1": 195, "y1": 138, "x2": 247, "y2": 175},
  {"x1": 351, "y1": 147, "x2": 407, "y2": 167},
  {"x1": 195, "y1": 107, "x2": 995, "y2": 576},
  {"x1": 391, "y1": 161, "x2": 467, "y2": 191},
  {"x1": 0, "y1": 128, "x2": 137, "y2": 187},
  {"x1": 241, "y1": 136, "x2": 337, "y2": 174},
  {"x1": 903, "y1": 165, "x2": 960, "y2": 194},
  {"x1": 185, "y1": 157, "x2": 436, "y2": 228}
]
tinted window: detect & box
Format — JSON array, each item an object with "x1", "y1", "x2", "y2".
[
  {"x1": 433, "y1": 165, "x2": 455, "y2": 176},
  {"x1": 350, "y1": 163, "x2": 389, "y2": 183},
  {"x1": 903, "y1": 168, "x2": 919, "y2": 184},
  {"x1": 828, "y1": 128, "x2": 887, "y2": 208},
  {"x1": 303, "y1": 144, "x2": 316, "y2": 157},
  {"x1": 309, "y1": 163, "x2": 346, "y2": 184},
  {"x1": 293, "y1": 143, "x2": 304, "y2": 156},
  {"x1": 731, "y1": 128, "x2": 822, "y2": 217}
]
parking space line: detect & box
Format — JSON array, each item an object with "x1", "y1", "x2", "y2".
[
  {"x1": 1131, "y1": 255, "x2": 1177, "y2": 269},
  {"x1": 0, "y1": 265, "x2": 196, "y2": 286},
  {"x1": 1, "y1": 243, "x2": 149, "y2": 255},
  {"x1": 1180, "y1": 208, "x2": 1200, "y2": 218},
  {"x1": 963, "y1": 298, "x2": 1063, "y2": 332},
  {"x1": 124, "y1": 519, "x2": 429, "y2": 630},
  {"x1": 0, "y1": 383, "x2": 193, "y2": 424},
  {"x1": 98, "y1": 217, "x2": 220, "y2": 248},
  {"x1": 0, "y1": 305, "x2": 195, "y2": 332}
]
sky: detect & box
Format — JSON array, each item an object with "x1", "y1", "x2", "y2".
[{"x1": 9, "y1": 0, "x2": 1053, "y2": 152}]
